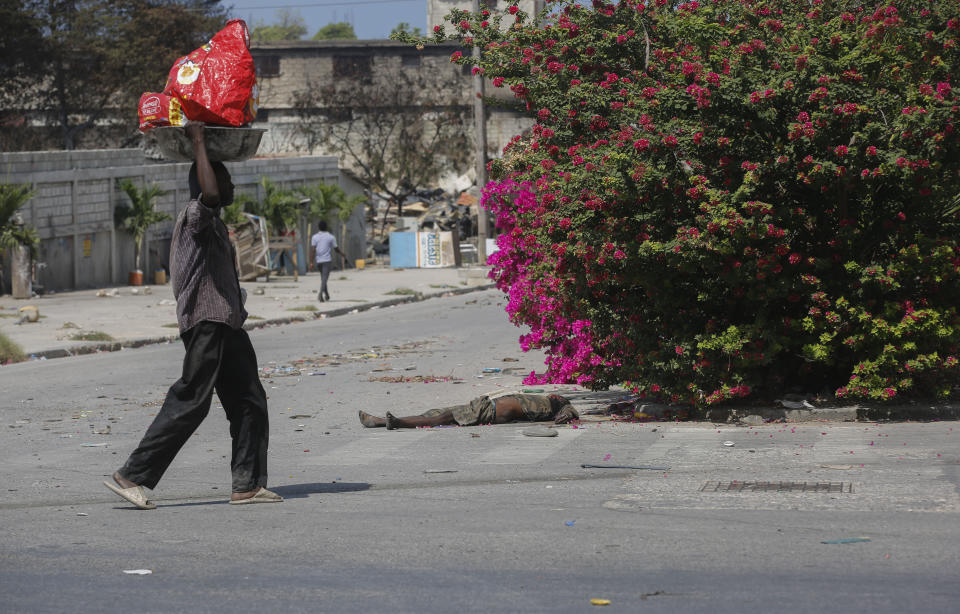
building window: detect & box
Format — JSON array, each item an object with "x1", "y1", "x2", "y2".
[
  {"x1": 255, "y1": 55, "x2": 280, "y2": 78},
  {"x1": 333, "y1": 55, "x2": 373, "y2": 78},
  {"x1": 401, "y1": 55, "x2": 421, "y2": 68}
]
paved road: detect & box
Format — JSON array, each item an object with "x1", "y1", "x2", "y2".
[{"x1": 1, "y1": 291, "x2": 958, "y2": 613}]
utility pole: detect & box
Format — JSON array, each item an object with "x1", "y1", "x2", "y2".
[{"x1": 472, "y1": 0, "x2": 489, "y2": 264}]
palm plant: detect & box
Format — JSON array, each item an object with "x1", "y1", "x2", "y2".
[
  {"x1": 250, "y1": 176, "x2": 302, "y2": 234},
  {"x1": 297, "y1": 180, "x2": 365, "y2": 224},
  {"x1": 0, "y1": 183, "x2": 39, "y2": 295},
  {"x1": 0, "y1": 183, "x2": 39, "y2": 255},
  {"x1": 115, "y1": 179, "x2": 172, "y2": 272}
]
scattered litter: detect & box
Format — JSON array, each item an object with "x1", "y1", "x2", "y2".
[
  {"x1": 564, "y1": 520, "x2": 576, "y2": 527},
  {"x1": 308, "y1": 372, "x2": 326, "y2": 376},
  {"x1": 76, "y1": 513, "x2": 88, "y2": 517},
  {"x1": 423, "y1": 469, "x2": 458, "y2": 474},
  {"x1": 289, "y1": 415, "x2": 312, "y2": 419},
  {"x1": 502, "y1": 357, "x2": 519, "y2": 362},
  {"x1": 590, "y1": 599, "x2": 611, "y2": 606},
  {"x1": 602, "y1": 454, "x2": 612, "y2": 461},
  {"x1": 723, "y1": 441, "x2": 736, "y2": 447},
  {"x1": 482, "y1": 367, "x2": 502, "y2": 373},
  {"x1": 776, "y1": 399, "x2": 815, "y2": 409},
  {"x1": 581, "y1": 464, "x2": 670, "y2": 470},
  {"x1": 523, "y1": 426, "x2": 558, "y2": 437},
  {"x1": 95, "y1": 426, "x2": 111, "y2": 435},
  {"x1": 123, "y1": 569, "x2": 153, "y2": 575},
  {"x1": 16, "y1": 305, "x2": 40, "y2": 324},
  {"x1": 81, "y1": 443, "x2": 107, "y2": 447},
  {"x1": 96, "y1": 288, "x2": 120, "y2": 298},
  {"x1": 821, "y1": 537, "x2": 871, "y2": 544},
  {"x1": 821, "y1": 464, "x2": 855, "y2": 470},
  {"x1": 470, "y1": 433, "x2": 480, "y2": 438},
  {"x1": 522, "y1": 388, "x2": 545, "y2": 393},
  {"x1": 369, "y1": 375, "x2": 461, "y2": 384}
]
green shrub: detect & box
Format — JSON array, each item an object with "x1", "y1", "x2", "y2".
[{"x1": 413, "y1": 1, "x2": 960, "y2": 405}]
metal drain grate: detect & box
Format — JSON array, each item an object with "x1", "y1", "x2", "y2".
[{"x1": 700, "y1": 481, "x2": 852, "y2": 493}]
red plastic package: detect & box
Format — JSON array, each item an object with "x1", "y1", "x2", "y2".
[
  {"x1": 137, "y1": 92, "x2": 185, "y2": 132},
  {"x1": 164, "y1": 19, "x2": 258, "y2": 127}
]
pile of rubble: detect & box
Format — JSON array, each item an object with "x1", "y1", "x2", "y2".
[{"x1": 366, "y1": 189, "x2": 479, "y2": 257}]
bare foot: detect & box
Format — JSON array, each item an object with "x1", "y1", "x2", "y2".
[
  {"x1": 113, "y1": 471, "x2": 138, "y2": 489},
  {"x1": 359, "y1": 410, "x2": 385, "y2": 428},
  {"x1": 385, "y1": 411, "x2": 399, "y2": 430}
]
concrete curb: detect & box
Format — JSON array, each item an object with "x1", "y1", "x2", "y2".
[
  {"x1": 703, "y1": 404, "x2": 960, "y2": 423},
  {"x1": 26, "y1": 283, "x2": 496, "y2": 362}
]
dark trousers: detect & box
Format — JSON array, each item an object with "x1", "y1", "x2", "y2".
[
  {"x1": 319, "y1": 261, "x2": 332, "y2": 297},
  {"x1": 119, "y1": 322, "x2": 269, "y2": 492}
]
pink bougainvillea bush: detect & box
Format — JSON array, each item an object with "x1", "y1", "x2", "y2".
[{"x1": 405, "y1": 1, "x2": 960, "y2": 405}]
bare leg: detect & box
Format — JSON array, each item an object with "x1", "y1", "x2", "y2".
[
  {"x1": 359, "y1": 410, "x2": 386, "y2": 428},
  {"x1": 385, "y1": 410, "x2": 455, "y2": 430}
]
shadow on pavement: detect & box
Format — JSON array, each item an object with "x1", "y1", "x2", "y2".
[{"x1": 271, "y1": 482, "x2": 370, "y2": 499}]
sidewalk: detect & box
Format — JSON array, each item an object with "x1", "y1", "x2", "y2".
[{"x1": 0, "y1": 264, "x2": 494, "y2": 359}]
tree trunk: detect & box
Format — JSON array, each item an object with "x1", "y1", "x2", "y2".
[{"x1": 11, "y1": 244, "x2": 31, "y2": 299}]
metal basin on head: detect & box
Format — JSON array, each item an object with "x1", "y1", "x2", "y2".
[{"x1": 152, "y1": 126, "x2": 266, "y2": 162}]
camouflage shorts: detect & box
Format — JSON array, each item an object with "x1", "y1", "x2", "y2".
[{"x1": 422, "y1": 395, "x2": 496, "y2": 426}]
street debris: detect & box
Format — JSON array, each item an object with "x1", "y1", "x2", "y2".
[
  {"x1": 81, "y1": 443, "x2": 107, "y2": 447},
  {"x1": 259, "y1": 340, "x2": 436, "y2": 378},
  {"x1": 821, "y1": 537, "x2": 871, "y2": 544},
  {"x1": 15, "y1": 305, "x2": 39, "y2": 324},
  {"x1": 589, "y1": 599, "x2": 611, "y2": 606},
  {"x1": 423, "y1": 469, "x2": 458, "y2": 474},
  {"x1": 482, "y1": 367, "x2": 501, "y2": 373},
  {"x1": 565, "y1": 520, "x2": 576, "y2": 527},
  {"x1": 776, "y1": 398, "x2": 815, "y2": 409},
  {"x1": 522, "y1": 426, "x2": 558, "y2": 437},
  {"x1": 368, "y1": 375, "x2": 462, "y2": 384},
  {"x1": 723, "y1": 440, "x2": 736, "y2": 447},
  {"x1": 122, "y1": 569, "x2": 153, "y2": 575}
]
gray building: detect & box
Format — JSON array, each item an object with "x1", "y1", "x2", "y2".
[{"x1": 0, "y1": 150, "x2": 364, "y2": 294}]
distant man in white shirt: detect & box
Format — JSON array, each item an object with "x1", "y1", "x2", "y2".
[{"x1": 309, "y1": 220, "x2": 346, "y2": 302}]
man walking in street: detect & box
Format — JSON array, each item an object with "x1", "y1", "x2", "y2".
[
  {"x1": 104, "y1": 123, "x2": 280, "y2": 509},
  {"x1": 310, "y1": 220, "x2": 346, "y2": 302}
]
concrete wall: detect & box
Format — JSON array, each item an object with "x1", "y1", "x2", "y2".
[
  {"x1": 0, "y1": 149, "x2": 365, "y2": 294},
  {"x1": 249, "y1": 39, "x2": 532, "y2": 163},
  {"x1": 428, "y1": 0, "x2": 546, "y2": 31}
]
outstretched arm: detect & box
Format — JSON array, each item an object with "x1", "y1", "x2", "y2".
[
  {"x1": 185, "y1": 123, "x2": 219, "y2": 208},
  {"x1": 554, "y1": 407, "x2": 579, "y2": 424}
]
